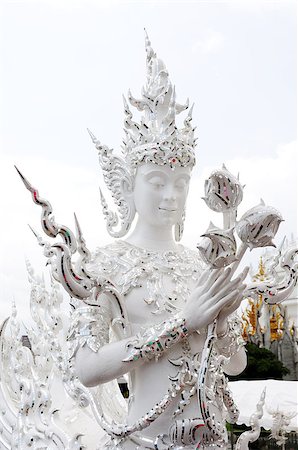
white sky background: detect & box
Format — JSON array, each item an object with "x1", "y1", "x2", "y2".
[{"x1": 0, "y1": 0, "x2": 297, "y2": 324}]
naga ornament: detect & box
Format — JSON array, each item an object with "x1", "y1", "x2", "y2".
[
  {"x1": 235, "y1": 388, "x2": 266, "y2": 450},
  {"x1": 15, "y1": 166, "x2": 124, "y2": 314}
]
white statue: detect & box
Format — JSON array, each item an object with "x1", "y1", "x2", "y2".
[
  {"x1": 268, "y1": 407, "x2": 297, "y2": 448},
  {"x1": 69, "y1": 33, "x2": 247, "y2": 449},
  {"x1": 11, "y1": 32, "x2": 297, "y2": 450}
]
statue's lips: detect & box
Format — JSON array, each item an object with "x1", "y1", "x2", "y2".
[{"x1": 159, "y1": 207, "x2": 177, "y2": 212}]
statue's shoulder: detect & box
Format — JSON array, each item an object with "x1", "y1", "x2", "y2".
[
  {"x1": 92, "y1": 239, "x2": 129, "y2": 258},
  {"x1": 87, "y1": 240, "x2": 135, "y2": 279}
]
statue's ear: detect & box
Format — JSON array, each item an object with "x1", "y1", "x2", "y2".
[
  {"x1": 99, "y1": 174, "x2": 136, "y2": 238},
  {"x1": 120, "y1": 178, "x2": 134, "y2": 202}
]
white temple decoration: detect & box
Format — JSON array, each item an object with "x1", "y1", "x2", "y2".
[
  {"x1": 121, "y1": 30, "x2": 197, "y2": 170},
  {"x1": 241, "y1": 243, "x2": 298, "y2": 380},
  {"x1": 197, "y1": 222, "x2": 237, "y2": 268},
  {"x1": 236, "y1": 199, "x2": 283, "y2": 250},
  {"x1": 203, "y1": 165, "x2": 243, "y2": 217},
  {"x1": 3, "y1": 32, "x2": 297, "y2": 449},
  {"x1": 235, "y1": 388, "x2": 266, "y2": 450},
  {"x1": 0, "y1": 267, "x2": 90, "y2": 449},
  {"x1": 268, "y1": 407, "x2": 297, "y2": 448}
]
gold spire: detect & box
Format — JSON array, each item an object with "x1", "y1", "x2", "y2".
[
  {"x1": 259, "y1": 257, "x2": 265, "y2": 277},
  {"x1": 253, "y1": 256, "x2": 267, "y2": 282},
  {"x1": 270, "y1": 305, "x2": 284, "y2": 341}
]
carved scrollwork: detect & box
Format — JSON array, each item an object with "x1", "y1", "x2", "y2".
[{"x1": 87, "y1": 129, "x2": 136, "y2": 238}]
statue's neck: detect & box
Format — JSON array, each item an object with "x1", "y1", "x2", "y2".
[{"x1": 125, "y1": 221, "x2": 180, "y2": 252}]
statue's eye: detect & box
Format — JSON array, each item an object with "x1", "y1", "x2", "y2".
[
  {"x1": 175, "y1": 179, "x2": 188, "y2": 190},
  {"x1": 148, "y1": 176, "x2": 165, "y2": 188}
]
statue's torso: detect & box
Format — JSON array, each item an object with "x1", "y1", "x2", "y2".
[{"x1": 87, "y1": 241, "x2": 224, "y2": 445}]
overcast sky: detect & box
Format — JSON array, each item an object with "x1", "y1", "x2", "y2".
[{"x1": 0, "y1": 0, "x2": 297, "y2": 324}]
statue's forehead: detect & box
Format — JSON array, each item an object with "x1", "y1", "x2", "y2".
[{"x1": 136, "y1": 163, "x2": 192, "y2": 179}]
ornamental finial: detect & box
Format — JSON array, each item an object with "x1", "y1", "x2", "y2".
[
  {"x1": 89, "y1": 32, "x2": 196, "y2": 172},
  {"x1": 121, "y1": 32, "x2": 195, "y2": 169}
]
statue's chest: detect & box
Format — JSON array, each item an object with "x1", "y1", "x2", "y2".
[
  {"x1": 115, "y1": 246, "x2": 202, "y2": 322},
  {"x1": 90, "y1": 242, "x2": 203, "y2": 323}
]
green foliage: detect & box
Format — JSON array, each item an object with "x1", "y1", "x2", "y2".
[{"x1": 229, "y1": 342, "x2": 290, "y2": 381}]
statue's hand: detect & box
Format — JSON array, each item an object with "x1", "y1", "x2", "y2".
[
  {"x1": 183, "y1": 266, "x2": 248, "y2": 333},
  {"x1": 216, "y1": 266, "x2": 249, "y2": 335}
]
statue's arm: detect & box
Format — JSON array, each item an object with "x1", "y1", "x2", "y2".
[
  {"x1": 75, "y1": 333, "x2": 146, "y2": 387},
  {"x1": 69, "y1": 297, "x2": 188, "y2": 387},
  {"x1": 73, "y1": 267, "x2": 248, "y2": 387}
]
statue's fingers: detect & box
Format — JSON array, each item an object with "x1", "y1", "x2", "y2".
[
  {"x1": 231, "y1": 266, "x2": 249, "y2": 283},
  {"x1": 227, "y1": 267, "x2": 249, "y2": 292},
  {"x1": 195, "y1": 268, "x2": 222, "y2": 291},
  {"x1": 207, "y1": 268, "x2": 223, "y2": 285},
  {"x1": 217, "y1": 288, "x2": 240, "y2": 311},
  {"x1": 195, "y1": 268, "x2": 210, "y2": 287},
  {"x1": 234, "y1": 291, "x2": 246, "y2": 308},
  {"x1": 209, "y1": 267, "x2": 231, "y2": 295},
  {"x1": 214, "y1": 275, "x2": 243, "y2": 299},
  {"x1": 224, "y1": 290, "x2": 246, "y2": 315}
]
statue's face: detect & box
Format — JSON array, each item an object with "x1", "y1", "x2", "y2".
[{"x1": 132, "y1": 163, "x2": 191, "y2": 227}]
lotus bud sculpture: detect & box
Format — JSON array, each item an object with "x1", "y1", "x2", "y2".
[
  {"x1": 203, "y1": 164, "x2": 244, "y2": 212},
  {"x1": 199, "y1": 166, "x2": 296, "y2": 302},
  {"x1": 236, "y1": 199, "x2": 283, "y2": 250},
  {"x1": 197, "y1": 165, "x2": 296, "y2": 447},
  {"x1": 197, "y1": 222, "x2": 237, "y2": 269}
]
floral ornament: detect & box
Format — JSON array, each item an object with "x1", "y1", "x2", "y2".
[
  {"x1": 236, "y1": 199, "x2": 283, "y2": 250},
  {"x1": 203, "y1": 164, "x2": 244, "y2": 213},
  {"x1": 197, "y1": 222, "x2": 237, "y2": 268}
]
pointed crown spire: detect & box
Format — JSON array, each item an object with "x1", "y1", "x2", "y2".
[{"x1": 121, "y1": 30, "x2": 197, "y2": 169}]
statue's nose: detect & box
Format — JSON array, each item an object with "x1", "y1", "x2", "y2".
[{"x1": 162, "y1": 185, "x2": 177, "y2": 201}]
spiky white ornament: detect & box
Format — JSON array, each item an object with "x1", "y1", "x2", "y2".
[{"x1": 197, "y1": 222, "x2": 237, "y2": 268}]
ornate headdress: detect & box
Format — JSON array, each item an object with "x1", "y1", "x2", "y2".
[{"x1": 88, "y1": 31, "x2": 197, "y2": 238}]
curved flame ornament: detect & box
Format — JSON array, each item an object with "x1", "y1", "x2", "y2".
[
  {"x1": 15, "y1": 166, "x2": 125, "y2": 313},
  {"x1": 15, "y1": 166, "x2": 95, "y2": 300},
  {"x1": 235, "y1": 388, "x2": 266, "y2": 450},
  {"x1": 244, "y1": 246, "x2": 298, "y2": 305},
  {"x1": 0, "y1": 300, "x2": 86, "y2": 450},
  {"x1": 15, "y1": 165, "x2": 77, "y2": 252},
  {"x1": 87, "y1": 129, "x2": 136, "y2": 238}
]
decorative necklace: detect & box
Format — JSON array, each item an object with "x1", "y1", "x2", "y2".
[{"x1": 89, "y1": 240, "x2": 204, "y2": 315}]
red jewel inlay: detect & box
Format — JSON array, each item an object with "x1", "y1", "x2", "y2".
[
  {"x1": 33, "y1": 191, "x2": 37, "y2": 200},
  {"x1": 171, "y1": 158, "x2": 176, "y2": 163}
]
